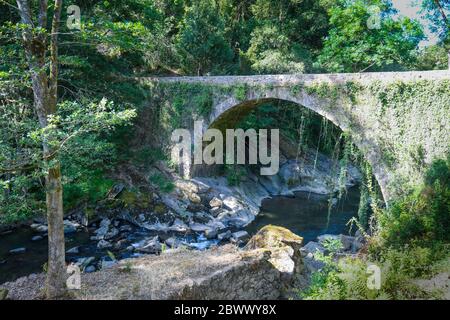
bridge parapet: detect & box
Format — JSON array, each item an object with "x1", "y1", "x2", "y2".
[{"x1": 147, "y1": 70, "x2": 449, "y2": 86}]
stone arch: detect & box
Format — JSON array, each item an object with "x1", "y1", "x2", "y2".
[{"x1": 200, "y1": 88, "x2": 392, "y2": 202}]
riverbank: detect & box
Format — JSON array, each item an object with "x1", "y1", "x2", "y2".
[
  {"x1": 0, "y1": 226, "x2": 367, "y2": 300},
  {"x1": 0, "y1": 147, "x2": 362, "y2": 284}
]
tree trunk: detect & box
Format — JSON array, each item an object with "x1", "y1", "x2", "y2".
[
  {"x1": 45, "y1": 162, "x2": 66, "y2": 298},
  {"x1": 16, "y1": 0, "x2": 67, "y2": 299}
]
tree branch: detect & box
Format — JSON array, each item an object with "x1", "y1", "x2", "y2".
[
  {"x1": 434, "y1": 0, "x2": 448, "y2": 23},
  {"x1": 48, "y1": 0, "x2": 63, "y2": 112}
]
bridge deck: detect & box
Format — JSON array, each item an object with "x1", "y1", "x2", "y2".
[{"x1": 146, "y1": 70, "x2": 449, "y2": 86}]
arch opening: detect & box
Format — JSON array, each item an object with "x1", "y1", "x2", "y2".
[{"x1": 191, "y1": 97, "x2": 383, "y2": 237}]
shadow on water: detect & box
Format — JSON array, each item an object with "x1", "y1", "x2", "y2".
[
  {"x1": 0, "y1": 228, "x2": 95, "y2": 284},
  {"x1": 246, "y1": 186, "x2": 361, "y2": 243}
]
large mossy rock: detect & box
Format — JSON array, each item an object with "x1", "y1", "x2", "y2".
[
  {"x1": 245, "y1": 225, "x2": 303, "y2": 276},
  {"x1": 245, "y1": 225, "x2": 303, "y2": 250}
]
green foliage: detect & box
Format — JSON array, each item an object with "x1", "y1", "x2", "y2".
[
  {"x1": 420, "y1": 0, "x2": 449, "y2": 42},
  {"x1": 412, "y1": 44, "x2": 449, "y2": 70},
  {"x1": 176, "y1": 0, "x2": 235, "y2": 75},
  {"x1": 225, "y1": 164, "x2": 244, "y2": 186},
  {"x1": 318, "y1": 0, "x2": 424, "y2": 72},
  {"x1": 149, "y1": 173, "x2": 174, "y2": 193},
  {"x1": 233, "y1": 84, "x2": 248, "y2": 101},
  {"x1": 302, "y1": 244, "x2": 448, "y2": 300},
  {"x1": 379, "y1": 157, "x2": 450, "y2": 246}
]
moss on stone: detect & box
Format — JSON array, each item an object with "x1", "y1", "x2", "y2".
[
  {"x1": 154, "y1": 203, "x2": 167, "y2": 214},
  {"x1": 245, "y1": 225, "x2": 303, "y2": 250}
]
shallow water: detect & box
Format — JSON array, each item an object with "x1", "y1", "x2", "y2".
[
  {"x1": 0, "y1": 228, "x2": 94, "y2": 284},
  {"x1": 246, "y1": 186, "x2": 361, "y2": 243}
]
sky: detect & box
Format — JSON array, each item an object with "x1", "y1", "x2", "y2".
[{"x1": 391, "y1": 0, "x2": 438, "y2": 46}]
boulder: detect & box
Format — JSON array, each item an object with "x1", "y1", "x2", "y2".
[
  {"x1": 245, "y1": 225, "x2": 303, "y2": 275},
  {"x1": 209, "y1": 197, "x2": 223, "y2": 208},
  {"x1": 317, "y1": 234, "x2": 340, "y2": 244}
]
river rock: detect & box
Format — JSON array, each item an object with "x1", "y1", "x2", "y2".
[
  {"x1": 209, "y1": 206, "x2": 223, "y2": 217},
  {"x1": 9, "y1": 247, "x2": 26, "y2": 254},
  {"x1": 217, "y1": 209, "x2": 254, "y2": 228},
  {"x1": 97, "y1": 240, "x2": 113, "y2": 249},
  {"x1": 231, "y1": 230, "x2": 249, "y2": 243},
  {"x1": 30, "y1": 223, "x2": 48, "y2": 233},
  {"x1": 174, "y1": 180, "x2": 199, "y2": 194},
  {"x1": 300, "y1": 241, "x2": 326, "y2": 256},
  {"x1": 204, "y1": 228, "x2": 218, "y2": 239},
  {"x1": 222, "y1": 196, "x2": 242, "y2": 211},
  {"x1": 217, "y1": 230, "x2": 232, "y2": 241},
  {"x1": 186, "y1": 203, "x2": 204, "y2": 212},
  {"x1": 67, "y1": 246, "x2": 80, "y2": 254},
  {"x1": 76, "y1": 257, "x2": 95, "y2": 270},
  {"x1": 31, "y1": 235, "x2": 43, "y2": 241},
  {"x1": 142, "y1": 221, "x2": 170, "y2": 232},
  {"x1": 316, "y1": 234, "x2": 363, "y2": 253},
  {"x1": 119, "y1": 224, "x2": 132, "y2": 232},
  {"x1": 104, "y1": 227, "x2": 119, "y2": 240},
  {"x1": 84, "y1": 266, "x2": 96, "y2": 273},
  {"x1": 164, "y1": 237, "x2": 179, "y2": 248},
  {"x1": 188, "y1": 193, "x2": 202, "y2": 204},
  {"x1": 169, "y1": 218, "x2": 189, "y2": 232},
  {"x1": 64, "y1": 220, "x2": 81, "y2": 234},
  {"x1": 209, "y1": 197, "x2": 222, "y2": 208},
  {"x1": 134, "y1": 236, "x2": 162, "y2": 254},
  {"x1": 189, "y1": 222, "x2": 213, "y2": 233}
]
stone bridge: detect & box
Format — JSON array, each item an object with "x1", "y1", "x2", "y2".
[{"x1": 145, "y1": 70, "x2": 450, "y2": 202}]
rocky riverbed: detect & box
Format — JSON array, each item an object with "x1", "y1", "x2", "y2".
[
  {"x1": 0, "y1": 148, "x2": 362, "y2": 287},
  {"x1": 0, "y1": 225, "x2": 367, "y2": 300}
]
